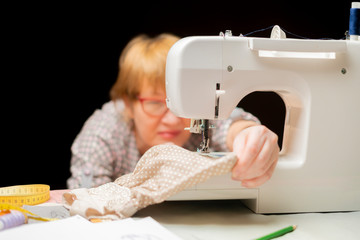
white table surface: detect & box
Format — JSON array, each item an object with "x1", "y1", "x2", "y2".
[{"x1": 135, "y1": 200, "x2": 360, "y2": 240}]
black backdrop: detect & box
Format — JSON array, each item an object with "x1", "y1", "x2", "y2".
[{"x1": 2, "y1": 1, "x2": 354, "y2": 189}]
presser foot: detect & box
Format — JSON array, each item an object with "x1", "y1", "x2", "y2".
[
  {"x1": 197, "y1": 137, "x2": 210, "y2": 153},
  {"x1": 185, "y1": 118, "x2": 216, "y2": 154},
  {"x1": 196, "y1": 150, "x2": 228, "y2": 158}
]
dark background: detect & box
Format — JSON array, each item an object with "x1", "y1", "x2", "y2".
[{"x1": 2, "y1": 1, "x2": 354, "y2": 189}]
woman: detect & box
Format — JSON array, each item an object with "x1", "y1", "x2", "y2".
[{"x1": 67, "y1": 33, "x2": 279, "y2": 189}]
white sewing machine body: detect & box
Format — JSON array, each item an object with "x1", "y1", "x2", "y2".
[{"x1": 165, "y1": 34, "x2": 360, "y2": 213}]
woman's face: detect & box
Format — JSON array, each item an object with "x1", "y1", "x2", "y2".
[{"x1": 126, "y1": 86, "x2": 191, "y2": 155}]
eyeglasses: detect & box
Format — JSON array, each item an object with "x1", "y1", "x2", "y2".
[{"x1": 137, "y1": 96, "x2": 168, "y2": 117}]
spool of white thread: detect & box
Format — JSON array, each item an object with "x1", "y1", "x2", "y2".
[{"x1": 0, "y1": 210, "x2": 27, "y2": 231}]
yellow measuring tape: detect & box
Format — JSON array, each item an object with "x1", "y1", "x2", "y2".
[
  {"x1": 0, "y1": 184, "x2": 50, "y2": 207},
  {"x1": 0, "y1": 184, "x2": 56, "y2": 222}
]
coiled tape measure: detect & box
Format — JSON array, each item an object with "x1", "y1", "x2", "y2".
[
  {"x1": 0, "y1": 184, "x2": 55, "y2": 225},
  {"x1": 0, "y1": 184, "x2": 50, "y2": 206}
]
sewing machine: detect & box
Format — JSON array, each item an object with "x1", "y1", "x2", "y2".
[{"x1": 165, "y1": 25, "x2": 360, "y2": 213}]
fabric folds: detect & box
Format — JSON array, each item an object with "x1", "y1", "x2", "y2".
[{"x1": 63, "y1": 144, "x2": 237, "y2": 220}]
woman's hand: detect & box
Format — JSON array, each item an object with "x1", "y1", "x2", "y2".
[{"x1": 230, "y1": 125, "x2": 279, "y2": 188}]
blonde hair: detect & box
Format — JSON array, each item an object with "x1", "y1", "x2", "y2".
[{"x1": 110, "y1": 33, "x2": 180, "y2": 102}]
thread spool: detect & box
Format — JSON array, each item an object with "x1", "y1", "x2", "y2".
[
  {"x1": 0, "y1": 210, "x2": 27, "y2": 231},
  {"x1": 349, "y1": 2, "x2": 360, "y2": 40}
]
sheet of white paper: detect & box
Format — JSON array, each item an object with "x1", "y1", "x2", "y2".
[
  {"x1": 95, "y1": 217, "x2": 182, "y2": 240},
  {"x1": 0, "y1": 215, "x2": 91, "y2": 240},
  {"x1": 0, "y1": 215, "x2": 181, "y2": 240}
]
